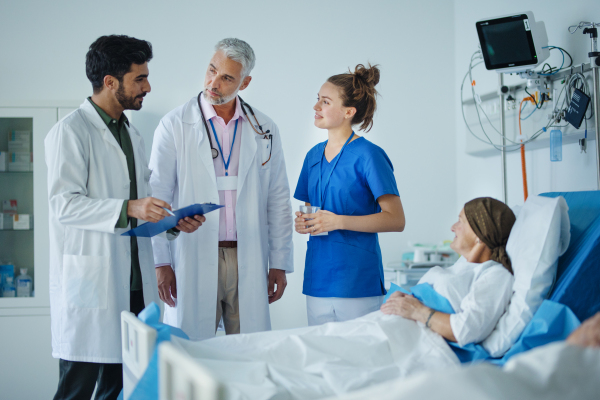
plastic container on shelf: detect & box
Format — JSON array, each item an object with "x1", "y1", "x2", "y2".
[
  {"x1": 15, "y1": 268, "x2": 32, "y2": 297},
  {"x1": 0, "y1": 263, "x2": 15, "y2": 296},
  {"x1": 2, "y1": 276, "x2": 16, "y2": 297}
]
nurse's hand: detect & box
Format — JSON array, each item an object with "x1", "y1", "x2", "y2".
[
  {"x1": 294, "y1": 212, "x2": 310, "y2": 234},
  {"x1": 380, "y1": 292, "x2": 428, "y2": 321},
  {"x1": 298, "y1": 210, "x2": 340, "y2": 235}
]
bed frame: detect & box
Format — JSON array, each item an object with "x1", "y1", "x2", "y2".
[
  {"x1": 121, "y1": 311, "x2": 157, "y2": 400},
  {"x1": 120, "y1": 311, "x2": 224, "y2": 400},
  {"x1": 158, "y1": 342, "x2": 224, "y2": 400}
]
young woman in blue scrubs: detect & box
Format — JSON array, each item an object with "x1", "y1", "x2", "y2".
[{"x1": 294, "y1": 64, "x2": 405, "y2": 326}]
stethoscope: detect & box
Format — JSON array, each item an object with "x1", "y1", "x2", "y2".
[{"x1": 197, "y1": 92, "x2": 273, "y2": 166}]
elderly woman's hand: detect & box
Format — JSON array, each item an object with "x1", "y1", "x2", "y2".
[{"x1": 380, "y1": 292, "x2": 429, "y2": 321}]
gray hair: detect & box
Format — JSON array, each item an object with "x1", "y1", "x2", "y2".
[{"x1": 214, "y1": 38, "x2": 256, "y2": 78}]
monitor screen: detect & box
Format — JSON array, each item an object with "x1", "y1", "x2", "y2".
[{"x1": 476, "y1": 14, "x2": 538, "y2": 70}]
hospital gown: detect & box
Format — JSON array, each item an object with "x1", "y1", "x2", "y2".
[{"x1": 418, "y1": 258, "x2": 514, "y2": 346}]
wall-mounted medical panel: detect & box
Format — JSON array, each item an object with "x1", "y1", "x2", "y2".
[{"x1": 463, "y1": 75, "x2": 596, "y2": 157}]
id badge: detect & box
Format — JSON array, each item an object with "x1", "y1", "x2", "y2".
[{"x1": 217, "y1": 175, "x2": 238, "y2": 191}]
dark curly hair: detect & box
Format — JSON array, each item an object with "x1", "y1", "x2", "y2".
[
  {"x1": 327, "y1": 64, "x2": 380, "y2": 132},
  {"x1": 86, "y1": 35, "x2": 153, "y2": 93}
]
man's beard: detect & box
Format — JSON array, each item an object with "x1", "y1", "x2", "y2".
[
  {"x1": 203, "y1": 87, "x2": 238, "y2": 105},
  {"x1": 116, "y1": 84, "x2": 144, "y2": 110}
]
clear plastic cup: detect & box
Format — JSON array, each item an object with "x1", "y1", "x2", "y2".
[{"x1": 299, "y1": 205, "x2": 328, "y2": 236}]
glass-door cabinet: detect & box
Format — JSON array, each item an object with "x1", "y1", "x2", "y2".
[
  {"x1": 0, "y1": 102, "x2": 79, "y2": 399},
  {"x1": 0, "y1": 105, "x2": 75, "y2": 309}
]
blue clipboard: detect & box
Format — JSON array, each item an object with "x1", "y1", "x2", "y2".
[{"x1": 121, "y1": 203, "x2": 223, "y2": 238}]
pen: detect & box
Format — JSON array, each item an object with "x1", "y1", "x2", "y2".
[{"x1": 162, "y1": 207, "x2": 175, "y2": 217}]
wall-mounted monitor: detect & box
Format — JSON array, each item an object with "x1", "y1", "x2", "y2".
[{"x1": 476, "y1": 12, "x2": 549, "y2": 74}]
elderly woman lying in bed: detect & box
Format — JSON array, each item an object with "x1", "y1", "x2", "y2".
[
  {"x1": 381, "y1": 196, "x2": 516, "y2": 347},
  {"x1": 154, "y1": 197, "x2": 520, "y2": 400}
]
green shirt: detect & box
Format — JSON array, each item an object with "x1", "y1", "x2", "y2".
[{"x1": 88, "y1": 97, "x2": 142, "y2": 291}]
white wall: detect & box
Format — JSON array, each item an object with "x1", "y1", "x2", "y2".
[
  {"x1": 0, "y1": 0, "x2": 457, "y2": 331},
  {"x1": 454, "y1": 0, "x2": 600, "y2": 208}
]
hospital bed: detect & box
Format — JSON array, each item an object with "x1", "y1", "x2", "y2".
[
  {"x1": 121, "y1": 191, "x2": 600, "y2": 400},
  {"x1": 121, "y1": 309, "x2": 156, "y2": 400}
]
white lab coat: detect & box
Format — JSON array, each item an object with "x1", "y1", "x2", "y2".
[
  {"x1": 45, "y1": 100, "x2": 159, "y2": 363},
  {"x1": 149, "y1": 96, "x2": 293, "y2": 340}
]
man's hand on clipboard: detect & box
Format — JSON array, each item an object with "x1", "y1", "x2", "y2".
[
  {"x1": 127, "y1": 197, "x2": 173, "y2": 222},
  {"x1": 175, "y1": 214, "x2": 206, "y2": 233}
]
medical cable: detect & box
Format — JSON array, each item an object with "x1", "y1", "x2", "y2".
[
  {"x1": 524, "y1": 88, "x2": 546, "y2": 109},
  {"x1": 518, "y1": 98, "x2": 530, "y2": 201},
  {"x1": 539, "y1": 46, "x2": 573, "y2": 75},
  {"x1": 464, "y1": 52, "x2": 515, "y2": 150},
  {"x1": 520, "y1": 102, "x2": 537, "y2": 121},
  {"x1": 462, "y1": 56, "x2": 552, "y2": 150},
  {"x1": 538, "y1": 46, "x2": 565, "y2": 76},
  {"x1": 462, "y1": 52, "x2": 532, "y2": 148},
  {"x1": 461, "y1": 51, "x2": 565, "y2": 151}
]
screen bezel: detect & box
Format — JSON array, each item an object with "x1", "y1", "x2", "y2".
[{"x1": 476, "y1": 14, "x2": 539, "y2": 71}]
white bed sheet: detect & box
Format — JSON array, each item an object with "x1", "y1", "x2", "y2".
[
  {"x1": 169, "y1": 311, "x2": 459, "y2": 400},
  {"x1": 329, "y1": 342, "x2": 600, "y2": 400}
]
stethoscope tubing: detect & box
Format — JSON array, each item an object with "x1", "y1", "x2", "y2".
[{"x1": 196, "y1": 92, "x2": 270, "y2": 160}]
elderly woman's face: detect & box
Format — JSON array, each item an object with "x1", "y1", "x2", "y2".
[{"x1": 450, "y1": 208, "x2": 479, "y2": 256}]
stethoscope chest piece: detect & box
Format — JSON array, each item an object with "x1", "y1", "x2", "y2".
[{"x1": 211, "y1": 148, "x2": 219, "y2": 159}]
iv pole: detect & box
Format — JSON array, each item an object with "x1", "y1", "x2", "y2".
[{"x1": 499, "y1": 73, "x2": 508, "y2": 203}]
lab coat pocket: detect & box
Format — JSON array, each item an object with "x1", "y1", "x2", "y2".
[{"x1": 63, "y1": 254, "x2": 109, "y2": 309}]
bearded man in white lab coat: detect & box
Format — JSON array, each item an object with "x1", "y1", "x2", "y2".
[
  {"x1": 150, "y1": 38, "x2": 293, "y2": 340},
  {"x1": 45, "y1": 35, "x2": 203, "y2": 400}
]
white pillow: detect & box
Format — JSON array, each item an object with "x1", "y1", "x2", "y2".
[{"x1": 482, "y1": 195, "x2": 570, "y2": 357}]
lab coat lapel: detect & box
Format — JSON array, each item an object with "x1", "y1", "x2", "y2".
[
  {"x1": 126, "y1": 125, "x2": 145, "y2": 196},
  {"x1": 237, "y1": 118, "x2": 257, "y2": 199},
  {"x1": 182, "y1": 97, "x2": 217, "y2": 187},
  {"x1": 127, "y1": 126, "x2": 141, "y2": 157},
  {"x1": 196, "y1": 119, "x2": 217, "y2": 187},
  {"x1": 80, "y1": 100, "x2": 129, "y2": 174}
]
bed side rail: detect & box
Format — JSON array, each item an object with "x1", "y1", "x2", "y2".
[
  {"x1": 159, "y1": 342, "x2": 224, "y2": 400},
  {"x1": 121, "y1": 310, "x2": 158, "y2": 400}
]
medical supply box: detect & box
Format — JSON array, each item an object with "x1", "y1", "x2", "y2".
[
  {"x1": 12, "y1": 214, "x2": 31, "y2": 230},
  {"x1": 7, "y1": 130, "x2": 32, "y2": 171}
]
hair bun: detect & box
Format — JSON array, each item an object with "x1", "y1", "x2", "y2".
[
  {"x1": 327, "y1": 63, "x2": 380, "y2": 132},
  {"x1": 354, "y1": 64, "x2": 380, "y2": 87}
]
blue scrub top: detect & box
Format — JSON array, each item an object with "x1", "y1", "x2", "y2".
[{"x1": 294, "y1": 137, "x2": 400, "y2": 298}]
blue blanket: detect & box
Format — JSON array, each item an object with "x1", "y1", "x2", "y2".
[{"x1": 384, "y1": 283, "x2": 580, "y2": 365}]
